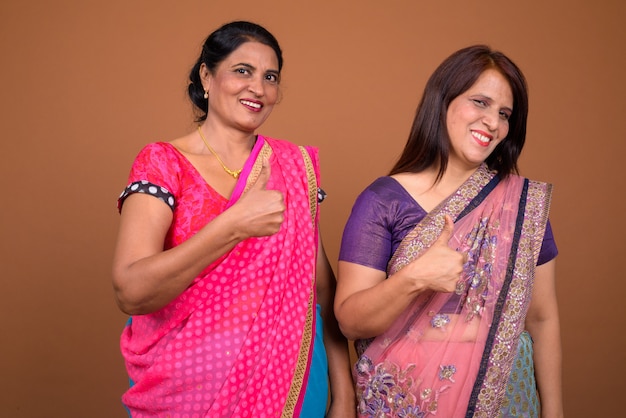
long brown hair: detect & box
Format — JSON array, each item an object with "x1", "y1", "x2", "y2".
[{"x1": 389, "y1": 45, "x2": 529, "y2": 181}]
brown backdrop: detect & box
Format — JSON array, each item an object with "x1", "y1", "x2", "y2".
[{"x1": 2, "y1": 0, "x2": 624, "y2": 416}]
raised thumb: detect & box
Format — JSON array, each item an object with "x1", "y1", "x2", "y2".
[{"x1": 434, "y1": 214, "x2": 455, "y2": 246}]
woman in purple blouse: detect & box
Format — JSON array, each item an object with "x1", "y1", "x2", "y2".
[{"x1": 335, "y1": 45, "x2": 563, "y2": 417}]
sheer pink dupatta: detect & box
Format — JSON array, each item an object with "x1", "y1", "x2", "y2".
[{"x1": 354, "y1": 164, "x2": 551, "y2": 417}]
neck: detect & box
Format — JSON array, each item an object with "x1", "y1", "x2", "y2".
[
  {"x1": 196, "y1": 123, "x2": 258, "y2": 181},
  {"x1": 197, "y1": 122, "x2": 256, "y2": 154},
  {"x1": 428, "y1": 162, "x2": 481, "y2": 194}
]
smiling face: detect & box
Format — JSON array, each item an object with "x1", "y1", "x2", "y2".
[
  {"x1": 446, "y1": 68, "x2": 514, "y2": 171},
  {"x1": 201, "y1": 41, "x2": 280, "y2": 134}
]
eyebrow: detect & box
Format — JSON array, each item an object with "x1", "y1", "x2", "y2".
[
  {"x1": 471, "y1": 93, "x2": 513, "y2": 112},
  {"x1": 232, "y1": 62, "x2": 280, "y2": 75}
]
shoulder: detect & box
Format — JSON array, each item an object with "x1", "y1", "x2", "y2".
[
  {"x1": 515, "y1": 175, "x2": 554, "y2": 201},
  {"x1": 261, "y1": 135, "x2": 314, "y2": 155},
  {"x1": 135, "y1": 141, "x2": 179, "y2": 158},
  {"x1": 261, "y1": 135, "x2": 320, "y2": 169},
  {"x1": 359, "y1": 176, "x2": 410, "y2": 201},
  {"x1": 527, "y1": 178, "x2": 553, "y2": 191},
  {"x1": 504, "y1": 173, "x2": 551, "y2": 189},
  {"x1": 259, "y1": 135, "x2": 292, "y2": 149},
  {"x1": 131, "y1": 142, "x2": 181, "y2": 165},
  {"x1": 133, "y1": 142, "x2": 188, "y2": 169},
  {"x1": 126, "y1": 141, "x2": 190, "y2": 187},
  {"x1": 351, "y1": 177, "x2": 411, "y2": 217}
]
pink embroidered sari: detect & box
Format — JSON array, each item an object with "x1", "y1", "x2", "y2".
[
  {"x1": 354, "y1": 164, "x2": 551, "y2": 417},
  {"x1": 119, "y1": 136, "x2": 320, "y2": 417}
]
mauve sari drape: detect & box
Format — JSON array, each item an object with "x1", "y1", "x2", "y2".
[{"x1": 353, "y1": 164, "x2": 551, "y2": 417}]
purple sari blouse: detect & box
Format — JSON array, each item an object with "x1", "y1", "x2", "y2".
[{"x1": 339, "y1": 176, "x2": 557, "y2": 271}]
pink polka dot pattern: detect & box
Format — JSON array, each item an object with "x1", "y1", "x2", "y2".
[{"x1": 120, "y1": 138, "x2": 319, "y2": 417}]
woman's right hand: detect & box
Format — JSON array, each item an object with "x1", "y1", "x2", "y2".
[
  {"x1": 335, "y1": 215, "x2": 464, "y2": 339},
  {"x1": 399, "y1": 215, "x2": 465, "y2": 294},
  {"x1": 231, "y1": 160, "x2": 285, "y2": 239},
  {"x1": 112, "y1": 160, "x2": 284, "y2": 315}
]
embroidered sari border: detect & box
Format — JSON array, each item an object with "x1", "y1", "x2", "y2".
[
  {"x1": 465, "y1": 178, "x2": 529, "y2": 417},
  {"x1": 388, "y1": 164, "x2": 496, "y2": 275},
  {"x1": 468, "y1": 179, "x2": 552, "y2": 416},
  {"x1": 280, "y1": 142, "x2": 320, "y2": 417},
  {"x1": 456, "y1": 175, "x2": 501, "y2": 222}
]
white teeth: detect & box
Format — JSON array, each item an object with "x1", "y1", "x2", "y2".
[
  {"x1": 472, "y1": 132, "x2": 490, "y2": 144},
  {"x1": 241, "y1": 100, "x2": 261, "y2": 109}
]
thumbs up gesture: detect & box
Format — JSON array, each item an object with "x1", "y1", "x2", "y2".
[
  {"x1": 401, "y1": 215, "x2": 465, "y2": 293},
  {"x1": 232, "y1": 159, "x2": 285, "y2": 238}
]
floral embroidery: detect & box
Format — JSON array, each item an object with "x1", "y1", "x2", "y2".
[
  {"x1": 430, "y1": 313, "x2": 451, "y2": 330},
  {"x1": 439, "y1": 365, "x2": 457, "y2": 382},
  {"x1": 397, "y1": 405, "x2": 426, "y2": 418},
  {"x1": 363, "y1": 369, "x2": 395, "y2": 400},
  {"x1": 356, "y1": 355, "x2": 375, "y2": 375},
  {"x1": 456, "y1": 217, "x2": 498, "y2": 322},
  {"x1": 363, "y1": 397, "x2": 391, "y2": 417},
  {"x1": 355, "y1": 356, "x2": 453, "y2": 417}
]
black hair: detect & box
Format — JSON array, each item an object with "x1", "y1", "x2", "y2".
[{"x1": 187, "y1": 21, "x2": 283, "y2": 121}]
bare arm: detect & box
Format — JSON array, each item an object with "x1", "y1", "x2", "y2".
[
  {"x1": 315, "y1": 234, "x2": 356, "y2": 417},
  {"x1": 112, "y1": 162, "x2": 284, "y2": 314},
  {"x1": 334, "y1": 215, "x2": 465, "y2": 340},
  {"x1": 525, "y1": 259, "x2": 563, "y2": 418}
]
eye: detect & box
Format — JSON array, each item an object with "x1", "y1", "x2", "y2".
[
  {"x1": 499, "y1": 110, "x2": 511, "y2": 121},
  {"x1": 235, "y1": 67, "x2": 250, "y2": 75},
  {"x1": 265, "y1": 73, "x2": 279, "y2": 84},
  {"x1": 472, "y1": 99, "x2": 487, "y2": 107}
]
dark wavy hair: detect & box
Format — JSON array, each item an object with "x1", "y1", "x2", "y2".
[
  {"x1": 389, "y1": 45, "x2": 529, "y2": 181},
  {"x1": 187, "y1": 21, "x2": 283, "y2": 122}
]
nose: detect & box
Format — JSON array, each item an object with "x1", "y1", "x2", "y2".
[
  {"x1": 248, "y1": 75, "x2": 264, "y2": 97},
  {"x1": 482, "y1": 110, "x2": 499, "y2": 132}
]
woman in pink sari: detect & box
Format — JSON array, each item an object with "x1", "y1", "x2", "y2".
[
  {"x1": 335, "y1": 46, "x2": 563, "y2": 417},
  {"x1": 112, "y1": 21, "x2": 355, "y2": 417}
]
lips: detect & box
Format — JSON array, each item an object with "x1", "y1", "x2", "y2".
[
  {"x1": 240, "y1": 99, "x2": 262, "y2": 111},
  {"x1": 471, "y1": 131, "x2": 492, "y2": 147}
]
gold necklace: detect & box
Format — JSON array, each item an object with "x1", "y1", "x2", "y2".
[{"x1": 197, "y1": 126, "x2": 242, "y2": 179}]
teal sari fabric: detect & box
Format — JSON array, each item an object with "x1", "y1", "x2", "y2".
[
  {"x1": 300, "y1": 304, "x2": 329, "y2": 417},
  {"x1": 499, "y1": 331, "x2": 540, "y2": 417}
]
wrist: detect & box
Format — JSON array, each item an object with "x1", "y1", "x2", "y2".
[
  {"x1": 391, "y1": 268, "x2": 428, "y2": 296},
  {"x1": 219, "y1": 206, "x2": 248, "y2": 242}
]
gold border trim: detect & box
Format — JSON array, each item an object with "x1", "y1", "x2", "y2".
[{"x1": 281, "y1": 146, "x2": 319, "y2": 417}]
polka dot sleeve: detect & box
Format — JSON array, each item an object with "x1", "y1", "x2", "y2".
[
  {"x1": 118, "y1": 180, "x2": 175, "y2": 212},
  {"x1": 117, "y1": 142, "x2": 182, "y2": 213}
]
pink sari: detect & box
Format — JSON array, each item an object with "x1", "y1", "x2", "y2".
[
  {"x1": 354, "y1": 164, "x2": 551, "y2": 417},
  {"x1": 120, "y1": 137, "x2": 320, "y2": 417}
]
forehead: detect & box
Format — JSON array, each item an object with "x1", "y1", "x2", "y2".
[
  {"x1": 467, "y1": 69, "x2": 513, "y2": 106},
  {"x1": 222, "y1": 41, "x2": 279, "y2": 69}
]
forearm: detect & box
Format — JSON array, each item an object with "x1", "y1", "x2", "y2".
[
  {"x1": 322, "y1": 307, "x2": 356, "y2": 414},
  {"x1": 525, "y1": 259, "x2": 563, "y2": 417},
  {"x1": 113, "y1": 207, "x2": 244, "y2": 314},
  {"x1": 335, "y1": 222, "x2": 463, "y2": 340},
  {"x1": 335, "y1": 268, "x2": 427, "y2": 340},
  {"x1": 527, "y1": 316, "x2": 563, "y2": 417},
  {"x1": 338, "y1": 281, "x2": 425, "y2": 340}
]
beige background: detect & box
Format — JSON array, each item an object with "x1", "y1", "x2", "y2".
[{"x1": 2, "y1": 0, "x2": 624, "y2": 416}]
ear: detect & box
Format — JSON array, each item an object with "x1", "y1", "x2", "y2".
[{"x1": 199, "y1": 63, "x2": 212, "y2": 92}]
